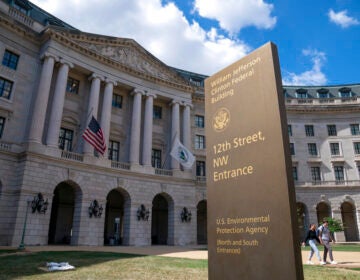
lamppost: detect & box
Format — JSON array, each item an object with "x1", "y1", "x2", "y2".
[{"x1": 18, "y1": 200, "x2": 31, "y2": 250}]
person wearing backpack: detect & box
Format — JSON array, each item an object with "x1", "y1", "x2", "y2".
[
  {"x1": 302, "y1": 224, "x2": 326, "y2": 265},
  {"x1": 318, "y1": 218, "x2": 338, "y2": 265}
]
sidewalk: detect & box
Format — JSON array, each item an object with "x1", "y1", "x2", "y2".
[{"x1": 1, "y1": 245, "x2": 360, "y2": 268}]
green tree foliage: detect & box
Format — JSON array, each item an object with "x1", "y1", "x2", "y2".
[{"x1": 323, "y1": 217, "x2": 344, "y2": 233}]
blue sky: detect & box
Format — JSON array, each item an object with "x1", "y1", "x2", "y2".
[{"x1": 31, "y1": 0, "x2": 359, "y2": 86}]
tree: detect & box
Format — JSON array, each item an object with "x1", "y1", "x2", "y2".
[{"x1": 324, "y1": 217, "x2": 344, "y2": 233}]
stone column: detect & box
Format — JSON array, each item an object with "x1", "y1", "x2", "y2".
[
  {"x1": 83, "y1": 73, "x2": 103, "y2": 155},
  {"x1": 28, "y1": 53, "x2": 58, "y2": 143},
  {"x1": 46, "y1": 59, "x2": 74, "y2": 148},
  {"x1": 100, "y1": 78, "x2": 117, "y2": 158},
  {"x1": 182, "y1": 102, "x2": 192, "y2": 151},
  {"x1": 171, "y1": 100, "x2": 181, "y2": 170},
  {"x1": 142, "y1": 92, "x2": 156, "y2": 166},
  {"x1": 129, "y1": 89, "x2": 144, "y2": 165}
]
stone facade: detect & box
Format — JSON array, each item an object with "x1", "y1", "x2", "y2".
[{"x1": 0, "y1": 0, "x2": 359, "y2": 247}]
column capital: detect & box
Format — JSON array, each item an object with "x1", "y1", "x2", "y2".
[
  {"x1": 170, "y1": 99, "x2": 181, "y2": 106},
  {"x1": 59, "y1": 58, "x2": 74, "y2": 69},
  {"x1": 181, "y1": 101, "x2": 193, "y2": 109},
  {"x1": 105, "y1": 77, "x2": 118, "y2": 86},
  {"x1": 131, "y1": 88, "x2": 145, "y2": 96},
  {"x1": 40, "y1": 52, "x2": 59, "y2": 62},
  {"x1": 145, "y1": 91, "x2": 157, "y2": 99},
  {"x1": 88, "y1": 73, "x2": 104, "y2": 82}
]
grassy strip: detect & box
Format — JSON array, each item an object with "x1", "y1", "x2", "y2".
[
  {"x1": 0, "y1": 250, "x2": 359, "y2": 280},
  {"x1": 301, "y1": 244, "x2": 360, "y2": 252}
]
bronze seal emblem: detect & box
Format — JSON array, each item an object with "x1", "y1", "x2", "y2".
[{"x1": 213, "y1": 107, "x2": 230, "y2": 132}]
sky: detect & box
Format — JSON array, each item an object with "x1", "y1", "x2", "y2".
[{"x1": 30, "y1": 0, "x2": 359, "y2": 86}]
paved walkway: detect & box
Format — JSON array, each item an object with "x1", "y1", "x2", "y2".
[{"x1": 1, "y1": 245, "x2": 360, "y2": 268}]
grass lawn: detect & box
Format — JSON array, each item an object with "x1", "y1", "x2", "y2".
[
  {"x1": 301, "y1": 244, "x2": 360, "y2": 252},
  {"x1": 0, "y1": 250, "x2": 359, "y2": 280}
]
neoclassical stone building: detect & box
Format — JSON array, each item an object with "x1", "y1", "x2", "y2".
[{"x1": 0, "y1": 0, "x2": 358, "y2": 247}]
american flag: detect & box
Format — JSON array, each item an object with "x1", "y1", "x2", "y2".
[{"x1": 82, "y1": 116, "x2": 106, "y2": 155}]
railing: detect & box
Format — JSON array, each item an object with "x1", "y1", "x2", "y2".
[
  {"x1": 8, "y1": 7, "x2": 34, "y2": 27},
  {"x1": 296, "y1": 180, "x2": 360, "y2": 187},
  {"x1": 61, "y1": 150, "x2": 84, "y2": 162},
  {"x1": 155, "y1": 168, "x2": 173, "y2": 176},
  {"x1": 0, "y1": 141, "x2": 12, "y2": 152},
  {"x1": 286, "y1": 97, "x2": 360, "y2": 106},
  {"x1": 111, "y1": 161, "x2": 130, "y2": 170}
]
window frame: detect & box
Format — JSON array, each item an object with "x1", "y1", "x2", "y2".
[
  {"x1": 196, "y1": 161, "x2": 206, "y2": 176},
  {"x1": 195, "y1": 135, "x2": 205, "y2": 149},
  {"x1": 288, "y1": 125, "x2": 292, "y2": 137},
  {"x1": 310, "y1": 166, "x2": 321, "y2": 182},
  {"x1": 66, "y1": 77, "x2": 80, "y2": 94},
  {"x1": 153, "y1": 105, "x2": 162, "y2": 119},
  {"x1": 308, "y1": 143, "x2": 318, "y2": 156},
  {"x1": 58, "y1": 127, "x2": 74, "y2": 151},
  {"x1": 305, "y1": 125, "x2": 314, "y2": 137},
  {"x1": 108, "y1": 140, "x2": 120, "y2": 161},
  {"x1": 2, "y1": 49, "x2": 20, "y2": 70},
  {"x1": 350, "y1": 124, "x2": 360, "y2": 136},
  {"x1": 329, "y1": 142, "x2": 341, "y2": 156},
  {"x1": 292, "y1": 166, "x2": 298, "y2": 181},
  {"x1": 112, "y1": 94, "x2": 123, "y2": 109},
  {"x1": 0, "y1": 116, "x2": 5, "y2": 138},
  {"x1": 290, "y1": 143, "x2": 295, "y2": 155},
  {"x1": 327, "y1": 124, "x2": 337, "y2": 136},
  {"x1": 353, "y1": 142, "x2": 360, "y2": 155},
  {"x1": 151, "y1": 148, "x2": 162, "y2": 168},
  {"x1": 334, "y1": 165, "x2": 345, "y2": 182},
  {"x1": 0, "y1": 77, "x2": 14, "y2": 99},
  {"x1": 195, "y1": 115, "x2": 205, "y2": 128}
]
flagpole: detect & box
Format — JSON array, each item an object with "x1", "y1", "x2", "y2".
[{"x1": 161, "y1": 131, "x2": 178, "y2": 169}]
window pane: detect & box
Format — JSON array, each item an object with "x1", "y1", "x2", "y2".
[
  {"x1": 334, "y1": 166, "x2": 344, "y2": 182},
  {"x1": 305, "y1": 125, "x2": 314, "y2": 136},
  {"x1": 58, "y1": 128, "x2": 73, "y2": 151},
  {"x1": 288, "y1": 125, "x2": 292, "y2": 137},
  {"x1": 350, "y1": 124, "x2": 360, "y2": 135},
  {"x1": 330, "y1": 143, "x2": 340, "y2": 155},
  {"x1": 292, "y1": 166, "x2": 298, "y2": 181},
  {"x1": 354, "y1": 142, "x2": 360, "y2": 155},
  {"x1": 195, "y1": 135, "x2": 205, "y2": 149},
  {"x1": 308, "y1": 143, "x2": 318, "y2": 156},
  {"x1": 153, "y1": 105, "x2": 162, "y2": 119},
  {"x1": 327, "y1": 125, "x2": 337, "y2": 136},
  {"x1": 290, "y1": 143, "x2": 295, "y2": 155},
  {"x1": 66, "y1": 77, "x2": 80, "y2": 94},
  {"x1": 196, "y1": 161, "x2": 206, "y2": 176},
  {"x1": 108, "y1": 140, "x2": 120, "y2": 161},
  {"x1": 311, "y1": 167, "x2": 321, "y2": 181},
  {"x1": 152, "y1": 149, "x2": 162, "y2": 168},
  {"x1": 112, "y1": 94, "x2": 122, "y2": 109},
  {"x1": 0, "y1": 116, "x2": 5, "y2": 138},
  {"x1": 2, "y1": 50, "x2": 19, "y2": 70},
  {"x1": 0, "y1": 77, "x2": 13, "y2": 99},
  {"x1": 195, "y1": 115, "x2": 205, "y2": 128}
]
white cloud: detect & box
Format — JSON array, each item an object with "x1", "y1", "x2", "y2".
[
  {"x1": 282, "y1": 49, "x2": 327, "y2": 86},
  {"x1": 328, "y1": 9, "x2": 359, "y2": 28},
  {"x1": 194, "y1": 0, "x2": 277, "y2": 34},
  {"x1": 30, "y1": 0, "x2": 251, "y2": 75}
]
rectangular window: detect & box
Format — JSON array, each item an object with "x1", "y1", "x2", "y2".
[
  {"x1": 152, "y1": 149, "x2": 162, "y2": 168},
  {"x1": 0, "y1": 116, "x2": 5, "y2": 138},
  {"x1": 2, "y1": 50, "x2": 19, "y2": 70},
  {"x1": 350, "y1": 124, "x2": 360, "y2": 135},
  {"x1": 330, "y1": 142, "x2": 340, "y2": 156},
  {"x1": 112, "y1": 94, "x2": 122, "y2": 109},
  {"x1": 290, "y1": 143, "x2": 295, "y2": 155},
  {"x1": 296, "y1": 92, "x2": 308, "y2": 99},
  {"x1": 308, "y1": 143, "x2": 318, "y2": 156},
  {"x1": 153, "y1": 105, "x2": 162, "y2": 119},
  {"x1": 318, "y1": 92, "x2": 329, "y2": 99},
  {"x1": 292, "y1": 166, "x2": 298, "y2": 181},
  {"x1": 288, "y1": 125, "x2": 292, "y2": 137},
  {"x1": 195, "y1": 135, "x2": 205, "y2": 149},
  {"x1": 196, "y1": 161, "x2": 206, "y2": 176},
  {"x1": 58, "y1": 128, "x2": 73, "y2": 151},
  {"x1": 327, "y1": 125, "x2": 337, "y2": 136},
  {"x1": 354, "y1": 142, "x2": 360, "y2": 155},
  {"x1": 334, "y1": 166, "x2": 344, "y2": 182},
  {"x1": 311, "y1": 166, "x2": 321, "y2": 182},
  {"x1": 0, "y1": 77, "x2": 13, "y2": 99},
  {"x1": 66, "y1": 77, "x2": 80, "y2": 94},
  {"x1": 108, "y1": 140, "x2": 120, "y2": 161},
  {"x1": 305, "y1": 125, "x2": 314, "y2": 137},
  {"x1": 195, "y1": 115, "x2": 205, "y2": 128}
]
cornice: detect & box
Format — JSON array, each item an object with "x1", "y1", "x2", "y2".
[
  {"x1": 285, "y1": 104, "x2": 360, "y2": 113},
  {"x1": 42, "y1": 28, "x2": 194, "y2": 93}
]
